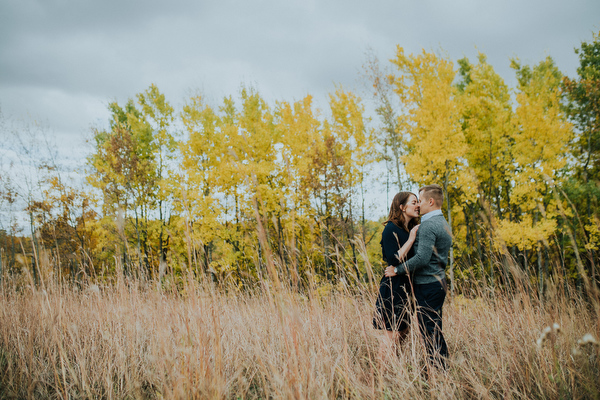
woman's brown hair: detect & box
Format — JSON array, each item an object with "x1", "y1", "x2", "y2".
[{"x1": 383, "y1": 192, "x2": 419, "y2": 232}]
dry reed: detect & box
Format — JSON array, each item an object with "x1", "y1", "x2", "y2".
[{"x1": 0, "y1": 272, "x2": 599, "y2": 399}]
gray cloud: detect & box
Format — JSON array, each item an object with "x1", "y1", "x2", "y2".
[
  {"x1": 1, "y1": 0, "x2": 599, "y2": 220},
  {"x1": 1, "y1": 0, "x2": 599, "y2": 148}
]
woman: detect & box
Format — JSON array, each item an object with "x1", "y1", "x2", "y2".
[{"x1": 373, "y1": 192, "x2": 420, "y2": 348}]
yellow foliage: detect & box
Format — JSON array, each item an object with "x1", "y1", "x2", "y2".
[
  {"x1": 509, "y1": 58, "x2": 573, "y2": 212},
  {"x1": 495, "y1": 215, "x2": 557, "y2": 250},
  {"x1": 390, "y1": 47, "x2": 474, "y2": 196},
  {"x1": 460, "y1": 54, "x2": 513, "y2": 206},
  {"x1": 584, "y1": 222, "x2": 599, "y2": 251}
]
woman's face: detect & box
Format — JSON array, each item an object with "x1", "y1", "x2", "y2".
[{"x1": 402, "y1": 194, "x2": 420, "y2": 220}]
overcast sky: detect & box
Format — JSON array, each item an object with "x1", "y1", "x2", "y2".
[{"x1": 1, "y1": 0, "x2": 599, "y2": 216}]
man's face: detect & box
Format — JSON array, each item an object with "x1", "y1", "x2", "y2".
[{"x1": 418, "y1": 192, "x2": 433, "y2": 215}]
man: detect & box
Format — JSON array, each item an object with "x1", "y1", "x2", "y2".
[{"x1": 384, "y1": 184, "x2": 452, "y2": 368}]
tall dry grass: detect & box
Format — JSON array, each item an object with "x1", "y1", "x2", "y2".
[{"x1": 0, "y1": 270, "x2": 599, "y2": 399}]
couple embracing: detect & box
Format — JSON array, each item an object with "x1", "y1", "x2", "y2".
[{"x1": 373, "y1": 184, "x2": 452, "y2": 369}]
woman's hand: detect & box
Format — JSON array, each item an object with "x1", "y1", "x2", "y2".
[
  {"x1": 409, "y1": 224, "x2": 420, "y2": 241},
  {"x1": 384, "y1": 266, "x2": 397, "y2": 277},
  {"x1": 393, "y1": 225, "x2": 420, "y2": 265}
]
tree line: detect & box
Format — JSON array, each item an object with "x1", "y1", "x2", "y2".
[{"x1": 1, "y1": 33, "x2": 598, "y2": 294}]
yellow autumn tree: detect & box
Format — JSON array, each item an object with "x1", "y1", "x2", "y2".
[
  {"x1": 136, "y1": 84, "x2": 177, "y2": 270},
  {"x1": 179, "y1": 95, "x2": 224, "y2": 276},
  {"x1": 456, "y1": 53, "x2": 515, "y2": 281},
  {"x1": 328, "y1": 87, "x2": 375, "y2": 277},
  {"x1": 276, "y1": 95, "x2": 323, "y2": 284},
  {"x1": 232, "y1": 88, "x2": 282, "y2": 283},
  {"x1": 458, "y1": 53, "x2": 513, "y2": 214},
  {"x1": 390, "y1": 47, "x2": 474, "y2": 290},
  {"x1": 495, "y1": 57, "x2": 573, "y2": 252},
  {"x1": 180, "y1": 89, "x2": 279, "y2": 282}
]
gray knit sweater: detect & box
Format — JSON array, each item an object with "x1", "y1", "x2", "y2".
[{"x1": 400, "y1": 214, "x2": 452, "y2": 284}]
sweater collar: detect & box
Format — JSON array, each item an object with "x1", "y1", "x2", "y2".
[{"x1": 421, "y1": 209, "x2": 443, "y2": 222}]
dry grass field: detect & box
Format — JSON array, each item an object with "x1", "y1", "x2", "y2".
[{"x1": 0, "y1": 272, "x2": 599, "y2": 399}]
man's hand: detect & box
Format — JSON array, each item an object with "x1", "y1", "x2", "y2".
[{"x1": 384, "y1": 265, "x2": 397, "y2": 277}]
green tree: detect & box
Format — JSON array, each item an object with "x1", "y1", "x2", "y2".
[
  {"x1": 136, "y1": 84, "x2": 177, "y2": 268},
  {"x1": 563, "y1": 30, "x2": 600, "y2": 285},
  {"x1": 87, "y1": 98, "x2": 156, "y2": 276}
]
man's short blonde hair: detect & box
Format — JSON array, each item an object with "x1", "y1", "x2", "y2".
[{"x1": 419, "y1": 184, "x2": 444, "y2": 207}]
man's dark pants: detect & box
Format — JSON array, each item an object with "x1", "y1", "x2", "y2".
[{"x1": 414, "y1": 279, "x2": 448, "y2": 368}]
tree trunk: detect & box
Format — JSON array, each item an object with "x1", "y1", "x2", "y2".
[
  {"x1": 443, "y1": 164, "x2": 454, "y2": 294},
  {"x1": 537, "y1": 242, "x2": 544, "y2": 299},
  {"x1": 447, "y1": 193, "x2": 454, "y2": 294},
  {"x1": 29, "y1": 212, "x2": 40, "y2": 286},
  {"x1": 135, "y1": 208, "x2": 142, "y2": 278},
  {"x1": 586, "y1": 194, "x2": 598, "y2": 292},
  {"x1": 11, "y1": 233, "x2": 15, "y2": 273},
  {"x1": 160, "y1": 199, "x2": 166, "y2": 279}
]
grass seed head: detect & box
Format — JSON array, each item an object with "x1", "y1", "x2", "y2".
[
  {"x1": 577, "y1": 333, "x2": 598, "y2": 347},
  {"x1": 536, "y1": 323, "x2": 561, "y2": 348},
  {"x1": 573, "y1": 333, "x2": 599, "y2": 355}
]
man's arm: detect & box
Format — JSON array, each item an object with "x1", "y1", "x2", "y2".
[{"x1": 397, "y1": 222, "x2": 435, "y2": 274}]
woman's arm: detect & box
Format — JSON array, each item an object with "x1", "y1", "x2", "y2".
[
  {"x1": 381, "y1": 227, "x2": 401, "y2": 266},
  {"x1": 394, "y1": 225, "x2": 419, "y2": 263},
  {"x1": 384, "y1": 225, "x2": 419, "y2": 277}
]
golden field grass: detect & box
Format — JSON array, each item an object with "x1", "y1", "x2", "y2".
[{"x1": 0, "y1": 273, "x2": 599, "y2": 399}]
